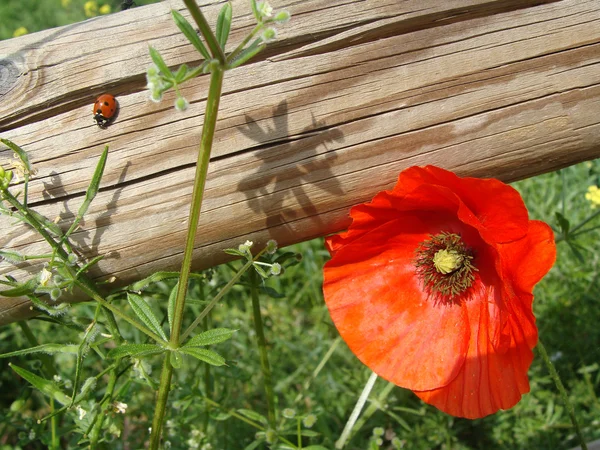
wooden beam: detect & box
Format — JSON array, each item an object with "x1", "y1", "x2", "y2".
[{"x1": 1, "y1": 0, "x2": 599, "y2": 324}]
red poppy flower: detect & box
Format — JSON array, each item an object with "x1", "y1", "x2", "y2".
[{"x1": 323, "y1": 166, "x2": 556, "y2": 418}]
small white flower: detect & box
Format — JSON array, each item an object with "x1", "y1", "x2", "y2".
[
  {"x1": 53, "y1": 374, "x2": 62, "y2": 383},
  {"x1": 77, "y1": 406, "x2": 87, "y2": 420},
  {"x1": 257, "y1": 1, "x2": 273, "y2": 18},
  {"x1": 113, "y1": 401, "x2": 128, "y2": 414}
]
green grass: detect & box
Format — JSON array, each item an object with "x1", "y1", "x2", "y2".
[{"x1": 0, "y1": 0, "x2": 160, "y2": 41}]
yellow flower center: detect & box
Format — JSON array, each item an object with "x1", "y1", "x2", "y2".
[{"x1": 433, "y1": 249, "x2": 463, "y2": 274}]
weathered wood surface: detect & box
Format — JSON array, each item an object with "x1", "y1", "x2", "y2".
[{"x1": 1, "y1": 0, "x2": 599, "y2": 325}]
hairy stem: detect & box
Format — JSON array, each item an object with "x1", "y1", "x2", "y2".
[
  {"x1": 249, "y1": 270, "x2": 276, "y2": 428},
  {"x1": 537, "y1": 339, "x2": 587, "y2": 450},
  {"x1": 149, "y1": 66, "x2": 224, "y2": 449}
]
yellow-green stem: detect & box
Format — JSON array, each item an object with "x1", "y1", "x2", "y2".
[
  {"x1": 249, "y1": 270, "x2": 276, "y2": 428},
  {"x1": 148, "y1": 66, "x2": 224, "y2": 449},
  {"x1": 537, "y1": 340, "x2": 588, "y2": 450}
]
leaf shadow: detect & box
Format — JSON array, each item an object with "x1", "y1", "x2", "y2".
[{"x1": 236, "y1": 100, "x2": 345, "y2": 233}]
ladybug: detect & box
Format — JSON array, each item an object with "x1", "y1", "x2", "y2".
[{"x1": 93, "y1": 94, "x2": 118, "y2": 128}]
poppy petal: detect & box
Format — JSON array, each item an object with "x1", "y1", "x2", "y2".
[
  {"x1": 414, "y1": 292, "x2": 533, "y2": 418},
  {"x1": 393, "y1": 166, "x2": 529, "y2": 244}
]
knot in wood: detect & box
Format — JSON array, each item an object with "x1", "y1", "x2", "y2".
[{"x1": 0, "y1": 59, "x2": 20, "y2": 96}]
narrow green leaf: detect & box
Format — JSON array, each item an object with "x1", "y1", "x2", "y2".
[
  {"x1": 223, "y1": 248, "x2": 246, "y2": 257},
  {"x1": 65, "y1": 146, "x2": 108, "y2": 239},
  {"x1": 129, "y1": 271, "x2": 180, "y2": 292},
  {"x1": 179, "y1": 347, "x2": 226, "y2": 366},
  {"x1": 237, "y1": 408, "x2": 268, "y2": 425},
  {"x1": 170, "y1": 351, "x2": 183, "y2": 369},
  {"x1": 171, "y1": 10, "x2": 210, "y2": 60},
  {"x1": 0, "y1": 279, "x2": 38, "y2": 297},
  {"x1": 0, "y1": 343, "x2": 79, "y2": 358},
  {"x1": 107, "y1": 343, "x2": 165, "y2": 359},
  {"x1": 10, "y1": 363, "x2": 71, "y2": 405},
  {"x1": 302, "y1": 446, "x2": 330, "y2": 450},
  {"x1": 555, "y1": 211, "x2": 570, "y2": 235},
  {"x1": 174, "y1": 64, "x2": 189, "y2": 83},
  {"x1": 149, "y1": 46, "x2": 172, "y2": 78},
  {"x1": 260, "y1": 285, "x2": 285, "y2": 299},
  {"x1": 0, "y1": 138, "x2": 32, "y2": 172},
  {"x1": 183, "y1": 328, "x2": 235, "y2": 348},
  {"x1": 215, "y1": 3, "x2": 232, "y2": 49},
  {"x1": 76, "y1": 255, "x2": 105, "y2": 277},
  {"x1": 167, "y1": 281, "x2": 178, "y2": 333},
  {"x1": 126, "y1": 271, "x2": 204, "y2": 293},
  {"x1": 127, "y1": 293, "x2": 168, "y2": 342},
  {"x1": 227, "y1": 40, "x2": 265, "y2": 69},
  {"x1": 29, "y1": 209, "x2": 63, "y2": 237},
  {"x1": 244, "y1": 440, "x2": 263, "y2": 450}
]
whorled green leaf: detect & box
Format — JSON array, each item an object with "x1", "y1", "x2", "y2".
[
  {"x1": 149, "y1": 45, "x2": 172, "y2": 78},
  {"x1": 227, "y1": 39, "x2": 265, "y2": 69},
  {"x1": 127, "y1": 293, "x2": 168, "y2": 342},
  {"x1": 10, "y1": 363, "x2": 71, "y2": 406},
  {"x1": 183, "y1": 328, "x2": 235, "y2": 348},
  {"x1": 171, "y1": 9, "x2": 210, "y2": 60},
  {"x1": 178, "y1": 347, "x2": 225, "y2": 366},
  {"x1": 237, "y1": 408, "x2": 268, "y2": 425},
  {"x1": 215, "y1": 2, "x2": 232, "y2": 50},
  {"x1": 0, "y1": 343, "x2": 79, "y2": 358},
  {"x1": 107, "y1": 343, "x2": 165, "y2": 359}
]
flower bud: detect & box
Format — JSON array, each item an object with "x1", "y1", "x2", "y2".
[
  {"x1": 273, "y1": 10, "x2": 291, "y2": 24},
  {"x1": 260, "y1": 27, "x2": 277, "y2": 43},
  {"x1": 175, "y1": 96, "x2": 189, "y2": 112}
]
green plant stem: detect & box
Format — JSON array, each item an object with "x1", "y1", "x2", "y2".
[
  {"x1": 149, "y1": 66, "x2": 224, "y2": 449},
  {"x1": 18, "y1": 321, "x2": 59, "y2": 450},
  {"x1": 183, "y1": 0, "x2": 226, "y2": 63},
  {"x1": 249, "y1": 270, "x2": 276, "y2": 429},
  {"x1": 537, "y1": 339, "x2": 588, "y2": 450},
  {"x1": 149, "y1": 353, "x2": 174, "y2": 449}
]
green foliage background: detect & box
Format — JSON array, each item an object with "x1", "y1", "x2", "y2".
[{"x1": 1, "y1": 2, "x2": 599, "y2": 449}]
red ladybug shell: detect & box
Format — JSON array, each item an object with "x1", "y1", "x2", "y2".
[{"x1": 93, "y1": 94, "x2": 117, "y2": 128}]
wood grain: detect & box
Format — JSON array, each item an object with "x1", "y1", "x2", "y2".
[{"x1": 1, "y1": 0, "x2": 599, "y2": 324}]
